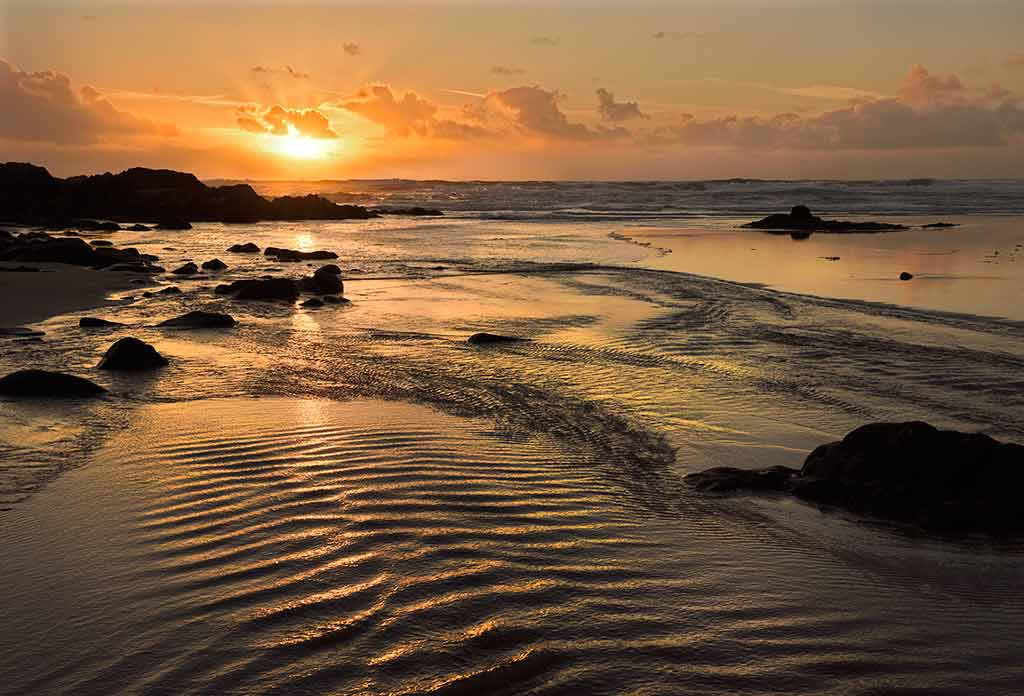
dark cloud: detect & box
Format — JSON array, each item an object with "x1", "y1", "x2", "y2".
[
  {"x1": 596, "y1": 88, "x2": 648, "y2": 122},
  {"x1": 236, "y1": 104, "x2": 338, "y2": 138},
  {"x1": 0, "y1": 61, "x2": 177, "y2": 145},
  {"x1": 647, "y1": 66, "x2": 1024, "y2": 150},
  {"x1": 250, "y1": 65, "x2": 310, "y2": 80},
  {"x1": 492, "y1": 65, "x2": 526, "y2": 76},
  {"x1": 530, "y1": 36, "x2": 559, "y2": 47},
  {"x1": 343, "y1": 43, "x2": 361, "y2": 57}
]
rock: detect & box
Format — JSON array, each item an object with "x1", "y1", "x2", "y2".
[
  {"x1": 299, "y1": 266, "x2": 344, "y2": 295},
  {"x1": 316, "y1": 264, "x2": 342, "y2": 275},
  {"x1": 216, "y1": 277, "x2": 299, "y2": 302},
  {"x1": 467, "y1": 332, "x2": 530, "y2": 345},
  {"x1": 922, "y1": 222, "x2": 958, "y2": 229},
  {"x1": 322, "y1": 295, "x2": 348, "y2": 304},
  {"x1": 90, "y1": 240, "x2": 114, "y2": 246},
  {"x1": 156, "y1": 218, "x2": 192, "y2": 230},
  {"x1": 171, "y1": 262, "x2": 198, "y2": 275},
  {"x1": 301, "y1": 298, "x2": 324, "y2": 308},
  {"x1": 126, "y1": 223, "x2": 151, "y2": 231},
  {"x1": 743, "y1": 206, "x2": 908, "y2": 233},
  {"x1": 201, "y1": 258, "x2": 228, "y2": 271},
  {"x1": 227, "y1": 242, "x2": 260, "y2": 253},
  {"x1": 79, "y1": 317, "x2": 124, "y2": 328},
  {"x1": 98, "y1": 337, "x2": 169, "y2": 370},
  {"x1": 370, "y1": 206, "x2": 444, "y2": 216},
  {"x1": 820, "y1": 256, "x2": 841, "y2": 261},
  {"x1": 0, "y1": 369, "x2": 106, "y2": 397},
  {"x1": 106, "y1": 263, "x2": 164, "y2": 273},
  {"x1": 157, "y1": 310, "x2": 236, "y2": 328},
  {"x1": 0, "y1": 265, "x2": 40, "y2": 272},
  {"x1": 789, "y1": 231, "x2": 812, "y2": 240},
  {"x1": 264, "y1": 247, "x2": 339, "y2": 262},
  {"x1": 899, "y1": 271, "x2": 914, "y2": 281},
  {"x1": 686, "y1": 422, "x2": 1024, "y2": 536},
  {"x1": 157, "y1": 286, "x2": 182, "y2": 295}
]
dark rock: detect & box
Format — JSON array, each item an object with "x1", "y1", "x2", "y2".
[
  {"x1": 79, "y1": 317, "x2": 124, "y2": 328},
  {"x1": 922, "y1": 222, "x2": 958, "y2": 229},
  {"x1": 820, "y1": 256, "x2": 841, "y2": 261},
  {"x1": 171, "y1": 262, "x2": 198, "y2": 275},
  {"x1": 216, "y1": 277, "x2": 299, "y2": 302},
  {"x1": 299, "y1": 266, "x2": 344, "y2": 295},
  {"x1": 98, "y1": 337, "x2": 168, "y2": 370},
  {"x1": 0, "y1": 265, "x2": 40, "y2": 272},
  {"x1": 0, "y1": 369, "x2": 106, "y2": 397},
  {"x1": 370, "y1": 206, "x2": 444, "y2": 216},
  {"x1": 201, "y1": 258, "x2": 228, "y2": 271},
  {"x1": 899, "y1": 272, "x2": 914, "y2": 281},
  {"x1": 157, "y1": 310, "x2": 236, "y2": 328},
  {"x1": 467, "y1": 332, "x2": 530, "y2": 345},
  {"x1": 156, "y1": 218, "x2": 192, "y2": 230},
  {"x1": 686, "y1": 422, "x2": 1024, "y2": 536},
  {"x1": 106, "y1": 263, "x2": 164, "y2": 273},
  {"x1": 743, "y1": 206, "x2": 908, "y2": 233},
  {"x1": 322, "y1": 295, "x2": 347, "y2": 304},
  {"x1": 789, "y1": 231, "x2": 812, "y2": 240},
  {"x1": 227, "y1": 242, "x2": 260, "y2": 253},
  {"x1": 90, "y1": 240, "x2": 114, "y2": 246},
  {"x1": 316, "y1": 264, "x2": 342, "y2": 275},
  {"x1": 301, "y1": 298, "x2": 324, "y2": 308},
  {"x1": 264, "y1": 247, "x2": 338, "y2": 262},
  {"x1": 157, "y1": 286, "x2": 182, "y2": 295},
  {"x1": 126, "y1": 223, "x2": 151, "y2": 231}
]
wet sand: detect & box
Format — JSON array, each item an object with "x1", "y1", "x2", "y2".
[{"x1": 0, "y1": 264, "x2": 149, "y2": 326}]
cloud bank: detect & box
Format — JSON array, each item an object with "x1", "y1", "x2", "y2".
[{"x1": 237, "y1": 105, "x2": 338, "y2": 138}]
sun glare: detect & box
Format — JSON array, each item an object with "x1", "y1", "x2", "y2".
[{"x1": 265, "y1": 127, "x2": 336, "y2": 160}]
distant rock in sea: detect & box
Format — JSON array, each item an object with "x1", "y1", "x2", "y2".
[
  {"x1": 370, "y1": 207, "x2": 444, "y2": 216},
  {"x1": 743, "y1": 205, "x2": 908, "y2": 233},
  {"x1": 467, "y1": 332, "x2": 530, "y2": 345},
  {"x1": 922, "y1": 222, "x2": 959, "y2": 229},
  {"x1": 227, "y1": 242, "x2": 260, "y2": 253},
  {"x1": 0, "y1": 162, "x2": 379, "y2": 226},
  {"x1": 686, "y1": 421, "x2": 1024, "y2": 536},
  {"x1": 0, "y1": 369, "x2": 106, "y2": 397},
  {"x1": 264, "y1": 247, "x2": 339, "y2": 262},
  {"x1": 900, "y1": 271, "x2": 914, "y2": 281}
]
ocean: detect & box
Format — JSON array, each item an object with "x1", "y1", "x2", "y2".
[{"x1": 1, "y1": 179, "x2": 1023, "y2": 694}]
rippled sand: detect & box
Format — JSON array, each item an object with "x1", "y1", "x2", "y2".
[{"x1": 2, "y1": 217, "x2": 1023, "y2": 694}]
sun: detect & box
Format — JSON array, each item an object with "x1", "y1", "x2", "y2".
[{"x1": 265, "y1": 126, "x2": 337, "y2": 160}]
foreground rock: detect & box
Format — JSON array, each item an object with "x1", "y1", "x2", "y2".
[
  {"x1": 201, "y1": 258, "x2": 227, "y2": 271},
  {"x1": 79, "y1": 317, "x2": 124, "y2": 328},
  {"x1": 298, "y1": 265, "x2": 344, "y2": 295},
  {"x1": 227, "y1": 242, "x2": 260, "y2": 253},
  {"x1": 0, "y1": 162, "x2": 378, "y2": 225},
  {"x1": 215, "y1": 277, "x2": 299, "y2": 302},
  {"x1": 98, "y1": 337, "x2": 169, "y2": 370},
  {"x1": 0, "y1": 230, "x2": 162, "y2": 272},
  {"x1": 0, "y1": 369, "x2": 106, "y2": 397},
  {"x1": 264, "y1": 247, "x2": 339, "y2": 262},
  {"x1": 467, "y1": 332, "x2": 530, "y2": 345},
  {"x1": 686, "y1": 422, "x2": 1024, "y2": 536},
  {"x1": 158, "y1": 310, "x2": 236, "y2": 328},
  {"x1": 743, "y1": 206, "x2": 908, "y2": 233},
  {"x1": 171, "y1": 262, "x2": 198, "y2": 275}
]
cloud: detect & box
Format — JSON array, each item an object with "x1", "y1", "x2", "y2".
[
  {"x1": 475, "y1": 86, "x2": 629, "y2": 141},
  {"x1": 491, "y1": 65, "x2": 526, "y2": 76},
  {"x1": 647, "y1": 66, "x2": 1023, "y2": 150},
  {"x1": 340, "y1": 84, "x2": 438, "y2": 136},
  {"x1": 1004, "y1": 53, "x2": 1024, "y2": 69},
  {"x1": 530, "y1": 36, "x2": 559, "y2": 47},
  {"x1": 596, "y1": 88, "x2": 648, "y2": 122},
  {"x1": 343, "y1": 43, "x2": 361, "y2": 57},
  {"x1": 236, "y1": 104, "x2": 338, "y2": 138},
  {"x1": 250, "y1": 65, "x2": 310, "y2": 80},
  {"x1": 0, "y1": 60, "x2": 177, "y2": 145}
]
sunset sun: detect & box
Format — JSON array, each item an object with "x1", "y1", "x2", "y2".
[{"x1": 266, "y1": 128, "x2": 336, "y2": 160}]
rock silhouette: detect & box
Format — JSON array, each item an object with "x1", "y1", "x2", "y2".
[
  {"x1": 98, "y1": 337, "x2": 169, "y2": 370},
  {"x1": 79, "y1": 317, "x2": 124, "y2": 328},
  {"x1": 201, "y1": 259, "x2": 228, "y2": 271},
  {"x1": 467, "y1": 333, "x2": 530, "y2": 345},
  {"x1": 743, "y1": 206, "x2": 908, "y2": 233},
  {"x1": 158, "y1": 311, "x2": 236, "y2": 328},
  {"x1": 0, "y1": 369, "x2": 106, "y2": 397},
  {"x1": 227, "y1": 243, "x2": 260, "y2": 253}
]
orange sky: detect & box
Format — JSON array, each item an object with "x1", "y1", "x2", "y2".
[{"x1": 2, "y1": 0, "x2": 1023, "y2": 180}]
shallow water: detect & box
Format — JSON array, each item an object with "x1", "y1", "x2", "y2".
[{"x1": 2, "y1": 211, "x2": 1024, "y2": 694}]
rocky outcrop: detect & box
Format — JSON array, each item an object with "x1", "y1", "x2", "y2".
[
  {"x1": 157, "y1": 311, "x2": 236, "y2": 328},
  {"x1": 264, "y1": 247, "x2": 339, "y2": 262},
  {"x1": 685, "y1": 422, "x2": 1024, "y2": 536},
  {"x1": 467, "y1": 333, "x2": 530, "y2": 345},
  {"x1": 743, "y1": 206, "x2": 908, "y2": 233},
  {"x1": 0, "y1": 231, "x2": 163, "y2": 271},
  {"x1": 0, "y1": 369, "x2": 106, "y2": 397},
  {"x1": 215, "y1": 277, "x2": 299, "y2": 302},
  {"x1": 98, "y1": 337, "x2": 169, "y2": 370},
  {"x1": 227, "y1": 242, "x2": 260, "y2": 253},
  {"x1": 0, "y1": 162, "x2": 378, "y2": 225}
]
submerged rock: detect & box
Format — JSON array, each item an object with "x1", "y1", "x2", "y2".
[
  {"x1": 201, "y1": 258, "x2": 228, "y2": 271},
  {"x1": 467, "y1": 332, "x2": 530, "y2": 345},
  {"x1": 98, "y1": 337, "x2": 168, "y2": 370},
  {"x1": 227, "y1": 242, "x2": 260, "y2": 253},
  {"x1": 686, "y1": 422, "x2": 1024, "y2": 536},
  {"x1": 79, "y1": 317, "x2": 124, "y2": 328},
  {"x1": 743, "y1": 206, "x2": 908, "y2": 233},
  {"x1": 299, "y1": 266, "x2": 344, "y2": 295},
  {"x1": 157, "y1": 310, "x2": 236, "y2": 329},
  {"x1": 0, "y1": 369, "x2": 106, "y2": 397}
]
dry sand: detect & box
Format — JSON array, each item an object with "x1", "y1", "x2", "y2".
[{"x1": 0, "y1": 264, "x2": 152, "y2": 326}]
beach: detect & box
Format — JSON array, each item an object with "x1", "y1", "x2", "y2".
[{"x1": 2, "y1": 182, "x2": 1024, "y2": 694}]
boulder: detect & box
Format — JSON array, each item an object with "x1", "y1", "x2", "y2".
[
  {"x1": 685, "y1": 422, "x2": 1024, "y2": 536},
  {"x1": 264, "y1": 247, "x2": 338, "y2": 262},
  {"x1": 0, "y1": 369, "x2": 106, "y2": 397},
  {"x1": 316, "y1": 264, "x2": 342, "y2": 275},
  {"x1": 97, "y1": 337, "x2": 169, "y2": 370},
  {"x1": 301, "y1": 297, "x2": 324, "y2": 308},
  {"x1": 171, "y1": 262, "x2": 198, "y2": 275},
  {"x1": 467, "y1": 332, "x2": 530, "y2": 345},
  {"x1": 900, "y1": 272, "x2": 914, "y2": 281},
  {"x1": 157, "y1": 310, "x2": 236, "y2": 328},
  {"x1": 157, "y1": 286, "x2": 182, "y2": 295},
  {"x1": 743, "y1": 206, "x2": 908, "y2": 233},
  {"x1": 201, "y1": 258, "x2": 228, "y2": 271},
  {"x1": 216, "y1": 277, "x2": 299, "y2": 302},
  {"x1": 299, "y1": 266, "x2": 343, "y2": 295},
  {"x1": 156, "y1": 218, "x2": 192, "y2": 230},
  {"x1": 126, "y1": 223, "x2": 151, "y2": 231},
  {"x1": 79, "y1": 317, "x2": 124, "y2": 328},
  {"x1": 227, "y1": 242, "x2": 260, "y2": 253}
]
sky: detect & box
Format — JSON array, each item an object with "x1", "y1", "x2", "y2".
[{"x1": 2, "y1": 0, "x2": 1023, "y2": 180}]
